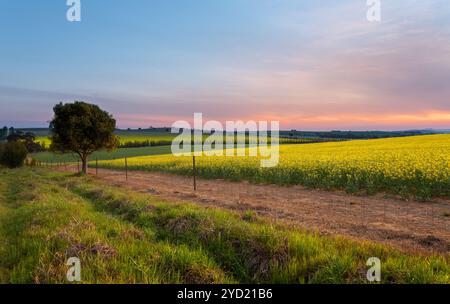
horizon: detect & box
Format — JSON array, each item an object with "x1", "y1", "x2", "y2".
[
  {"x1": 1, "y1": 1, "x2": 450, "y2": 130},
  {"x1": 3, "y1": 125, "x2": 448, "y2": 134}
]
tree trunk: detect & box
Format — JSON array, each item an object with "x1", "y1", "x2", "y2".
[{"x1": 81, "y1": 155, "x2": 88, "y2": 174}]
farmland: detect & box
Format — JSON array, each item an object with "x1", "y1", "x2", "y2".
[
  {"x1": 0, "y1": 168, "x2": 448, "y2": 284},
  {"x1": 95, "y1": 134, "x2": 450, "y2": 200},
  {"x1": 35, "y1": 129, "x2": 336, "y2": 150},
  {"x1": 31, "y1": 128, "x2": 341, "y2": 163},
  {"x1": 35, "y1": 130, "x2": 177, "y2": 148},
  {"x1": 31, "y1": 146, "x2": 172, "y2": 163}
]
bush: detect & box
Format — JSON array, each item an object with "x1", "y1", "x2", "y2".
[{"x1": 0, "y1": 141, "x2": 28, "y2": 168}]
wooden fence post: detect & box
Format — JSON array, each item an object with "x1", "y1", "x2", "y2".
[
  {"x1": 193, "y1": 155, "x2": 197, "y2": 192},
  {"x1": 125, "y1": 157, "x2": 128, "y2": 181},
  {"x1": 96, "y1": 158, "x2": 98, "y2": 176}
]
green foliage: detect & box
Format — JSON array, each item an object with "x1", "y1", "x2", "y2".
[
  {"x1": 50, "y1": 101, "x2": 119, "y2": 173},
  {"x1": 6, "y1": 131, "x2": 44, "y2": 153},
  {"x1": 0, "y1": 142, "x2": 28, "y2": 168},
  {"x1": 0, "y1": 126, "x2": 7, "y2": 141}
]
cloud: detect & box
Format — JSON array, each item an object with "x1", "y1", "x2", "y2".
[
  {"x1": 1, "y1": 0, "x2": 449, "y2": 130},
  {"x1": 173, "y1": 0, "x2": 450, "y2": 128}
]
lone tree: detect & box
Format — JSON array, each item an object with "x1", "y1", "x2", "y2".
[{"x1": 50, "y1": 101, "x2": 118, "y2": 174}]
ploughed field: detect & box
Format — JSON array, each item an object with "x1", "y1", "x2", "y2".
[
  {"x1": 96, "y1": 134, "x2": 450, "y2": 200},
  {"x1": 0, "y1": 168, "x2": 448, "y2": 283}
]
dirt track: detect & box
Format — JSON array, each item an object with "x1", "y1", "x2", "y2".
[{"x1": 60, "y1": 166, "x2": 450, "y2": 254}]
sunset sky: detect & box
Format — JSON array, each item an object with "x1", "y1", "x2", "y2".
[{"x1": 1, "y1": 0, "x2": 449, "y2": 130}]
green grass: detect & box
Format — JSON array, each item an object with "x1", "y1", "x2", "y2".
[
  {"x1": 36, "y1": 131, "x2": 177, "y2": 147},
  {"x1": 0, "y1": 168, "x2": 448, "y2": 284},
  {"x1": 30, "y1": 146, "x2": 172, "y2": 163},
  {"x1": 0, "y1": 168, "x2": 232, "y2": 283}
]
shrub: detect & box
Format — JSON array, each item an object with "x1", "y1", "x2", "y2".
[{"x1": 0, "y1": 141, "x2": 28, "y2": 168}]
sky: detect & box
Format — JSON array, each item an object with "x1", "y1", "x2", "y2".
[{"x1": 0, "y1": 0, "x2": 449, "y2": 130}]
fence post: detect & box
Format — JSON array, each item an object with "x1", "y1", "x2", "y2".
[
  {"x1": 96, "y1": 158, "x2": 98, "y2": 176},
  {"x1": 125, "y1": 157, "x2": 128, "y2": 181},
  {"x1": 77, "y1": 159, "x2": 80, "y2": 173},
  {"x1": 193, "y1": 155, "x2": 197, "y2": 192}
]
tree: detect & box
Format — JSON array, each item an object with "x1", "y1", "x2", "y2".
[
  {"x1": 49, "y1": 101, "x2": 118, "y2": 174},
  {"x1": 0, "y1": 141, "x2": 28, "y2": 168},
  {"x1": 0, "y1": 126, "x2": 7, "y2": 140},
  {"x1": 7, "y1": 131, "x2": 44, "y2": 153}
]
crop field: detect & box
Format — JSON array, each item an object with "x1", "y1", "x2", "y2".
[
  {"x1": 36, "y1": 132, "x2": 177, "y2": 148},
  {"x1": 35, "y1": 130, "x2": 335, "y2": 150},
  {"x1": 31, "y1": 146, "x2": 172, "y2": 163},
  {"x1": 32, "y1": 131, "x2": 335, "y2": 165},
  {"x1": 96, "y1": 134, "x2": 450, "y2": 200},
  {"x1": 0, "y1": 168, "x2": 448, "y2": 284}
]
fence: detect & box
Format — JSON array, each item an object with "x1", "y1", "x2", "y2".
[
  {"x1": 31, "y1": 155, "x2": 199, "y2": 192},
  {"x1": 28, "y1": 155, "x2": 450, "y2": 252}
]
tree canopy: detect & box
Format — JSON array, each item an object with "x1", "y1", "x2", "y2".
[
  {"x1": 50, "y1": 101, "x2": 118, "y2": 174},
  {"x1": 6, "y1": 131, "x2": 43, "y2": 153}
]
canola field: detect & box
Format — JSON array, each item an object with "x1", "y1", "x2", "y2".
[{"x1": 97, "y1": 134, "x2": 450, "y2": 199}]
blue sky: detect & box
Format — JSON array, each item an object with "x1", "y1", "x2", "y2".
[{"x1": 1, "y1": 0, "x2": 450, "y2": 130}]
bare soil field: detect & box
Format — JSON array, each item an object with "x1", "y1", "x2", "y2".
[{"x1": 59, "y1": 166, "x2": 450, "y2": 254}]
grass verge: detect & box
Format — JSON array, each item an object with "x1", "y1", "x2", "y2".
[{"x1": 0, "y1": 168, "x2": 448, "y2": 284}]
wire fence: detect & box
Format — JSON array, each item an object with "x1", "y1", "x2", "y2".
[{"x1": 27, "y1": 155, "x2": 450, "y2": 245}]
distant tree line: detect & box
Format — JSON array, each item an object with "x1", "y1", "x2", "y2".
[
  {"x1": 0, "y1": 127, "x2": 45, "y2": 153},
  {"x1": 119, "y1": 139, "x2": 173, "y2": 148},
  {"x1": 0, "y1": 126, "x2": 14, "y2": 141},
  {"x1": 281, "y1": 130, "x2": 432, "y2": 140}
]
